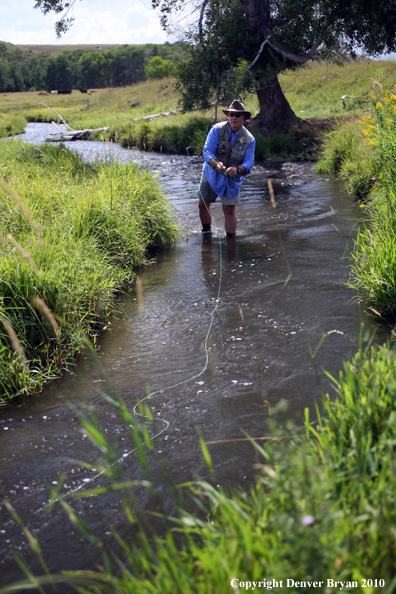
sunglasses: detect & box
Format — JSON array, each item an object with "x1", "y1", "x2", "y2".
[{"x1": 229, "y1": 113, "x2": 243, "y2": 118}]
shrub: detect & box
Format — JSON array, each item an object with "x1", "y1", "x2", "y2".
[{"x1": 145, "y1": 56, "x2": 176, "y2": 80}]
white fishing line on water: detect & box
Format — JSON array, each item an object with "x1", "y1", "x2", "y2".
[{"x1": 34, "y1": 146, "x2": 224, "y2": 514}]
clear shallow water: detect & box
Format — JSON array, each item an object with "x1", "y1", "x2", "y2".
[{"x1": 0, "y1": 124, "x2": 386, "y2": 583}]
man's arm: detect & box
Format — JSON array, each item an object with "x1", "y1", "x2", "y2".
[
  {"x1": 203, "y1": 127, "x2": 225, "y2": 172},
  {"x1": 240, "y1": 138, "x2": 256, "y2": 175},
  {"x1": 225, "y1": 138, "x2": 255, "y2": 177}
]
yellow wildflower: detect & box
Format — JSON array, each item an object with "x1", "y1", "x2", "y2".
[
  {"x1": 376, "y1": 101, "x2": 383, "y2": 109},
  {"x1": 386, "y1": 118, "x2": 393, "y2": 125}
]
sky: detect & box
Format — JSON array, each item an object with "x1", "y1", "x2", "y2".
[{"x1": 0, "y1": 0, "x2": 173, "y2": 46}]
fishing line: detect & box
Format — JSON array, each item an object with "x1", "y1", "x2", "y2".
[{"x1": 34, "y1": 146, "x2": 224, "y2": 514}]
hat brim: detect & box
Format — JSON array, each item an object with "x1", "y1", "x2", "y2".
[{"x1": 222, "y1": 109, "x2": 251, "y2": 120}]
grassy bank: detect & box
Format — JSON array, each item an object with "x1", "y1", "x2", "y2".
[
  {"x1": 3, "y1": 334, "x2": 396, "y2": 593},
  {"x1": 0, "y1": 140, "x2": 179, "y2": 403},
  {"x1": 316, "y1": 117, "x2": 377, "y2": 197},
  {"x1": 317, "y1": 86, "x2": 396, "y2": 318}
]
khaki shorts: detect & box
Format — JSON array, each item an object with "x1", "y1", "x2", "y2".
[{"x1": 198, "y1": 171, "x2": 241, "y2": 206}]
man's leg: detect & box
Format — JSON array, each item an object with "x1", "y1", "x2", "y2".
[
  {"x1": 198, "y1": 172, "x2": 217, "y2": 233},
  {"x1": 199, "y1": 198, "x2": 212, "y2": 225},
  {"x1": 222, "y1": 204, "x2": 237, "y2": 235}
]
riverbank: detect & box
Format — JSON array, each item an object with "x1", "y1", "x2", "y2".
[
  {"x1": 0, "y1": 140, "x2": 179, "y2": 403},
  {"x1": 317, "y1": 87, "x2": 396, "y2": 318}
]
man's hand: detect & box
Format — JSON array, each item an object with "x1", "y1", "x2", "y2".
[
  {"x1": 226, "y1": 166, "x2": 245, "y2": 177},
  {"x1": 210, "y1": 159, "x2": 226, "y2": 173},
  {"x1": 226, "y1": 166, "x2": 238, "y2": 177}
]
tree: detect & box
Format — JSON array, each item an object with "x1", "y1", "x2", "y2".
[
  {"x1": 159, "y1": 0, "x2": 396, "y2": 134},
  {"x1": 145, "y1": 56, "x2": 176, "y2": 79},
  {"x1": 34, "y1": 0, "x2": 396, "y2": 135}
]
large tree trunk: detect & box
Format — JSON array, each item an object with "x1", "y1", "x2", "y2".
[
  {"x1": 239, "y1": 0, "x2": 300, "y2": 136},
  {"x1": 249, "y1": 76, "x2": 300, "y2": 136}
]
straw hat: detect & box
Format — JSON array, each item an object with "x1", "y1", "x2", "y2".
[{"x1": 222, "y1": 100, "x2": 251, "y2": 120}]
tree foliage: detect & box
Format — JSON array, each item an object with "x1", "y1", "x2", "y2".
[
  {"x1": 145, "y1": 56, "x2": 176, "y2": 79},
  {"x1": 175, "y1": 0, "x2": 299, "y2": 112},
  {"x1": 173, "y1": 0, "x2": 396, "y2": 114},
  {"x1": 0, "y1": 42, "x2": 185, "y2": 92}
]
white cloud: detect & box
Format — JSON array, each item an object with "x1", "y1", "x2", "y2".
[{"x1": 0, "y1": 0, "x2": 171, "y2": 45}]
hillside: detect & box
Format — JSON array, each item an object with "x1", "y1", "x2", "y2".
[
  {"x1": 2, "y1": 41, "x2": 122, "y2": 57},
  {"x1": 13, "y1": 43, "x2": 122, "y2": 57}
]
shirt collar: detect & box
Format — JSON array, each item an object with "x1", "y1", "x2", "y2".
[{"x1": 228, "y1": 124, "x2": 241, "y2": 137}]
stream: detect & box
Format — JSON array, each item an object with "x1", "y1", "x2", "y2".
[{"x1": 0, "y1": 123, "x2": 385, "y2": 584}]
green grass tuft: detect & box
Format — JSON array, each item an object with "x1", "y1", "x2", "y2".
[{"x1": 0, "y1": 140, "x2": 180, "y2": 402}]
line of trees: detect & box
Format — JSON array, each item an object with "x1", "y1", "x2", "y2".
[{"x1": 0, "y1": 41, "x2": 185, "y2": 92}]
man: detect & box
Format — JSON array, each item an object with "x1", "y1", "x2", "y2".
[{"x1": 198, "y1": 100, "x2": 255, "y2": 237}]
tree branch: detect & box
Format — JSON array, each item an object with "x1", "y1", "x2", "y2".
[
  {"x1": 261, "y1": 23, "x2": 324, "y2": 64},
  {"x1": 198, "y1": 0, "x2": 209, "y2": 37},
  {"x1": 247, "y1": 37, "x2": 270, "y2": 70}
]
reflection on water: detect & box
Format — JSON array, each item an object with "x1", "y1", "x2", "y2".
[{"x1": 0, "y1": 125, "x2": 387, "y2": 582}]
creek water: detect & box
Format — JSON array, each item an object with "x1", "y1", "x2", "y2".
[{"x1": 0, "y1": 124, "x2": 385, "y2": 584}]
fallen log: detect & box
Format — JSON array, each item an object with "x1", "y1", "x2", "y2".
[
  {"x1": 46, "y1": 127, "x2": 109, "y2": 142},
  {"x1": 132, "y1": 109, "x2": 182, "y2": 122},
  {"x1": 37, "y1": 103, "x2": 109, "y2": 142}
]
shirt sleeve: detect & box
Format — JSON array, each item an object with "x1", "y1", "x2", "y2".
[
  {"x1": 241, "y1": 137, "x2": 255, "y2": 175},
  {"x1": 203, "y1": 126, "x2": 220, "y2": 163}
]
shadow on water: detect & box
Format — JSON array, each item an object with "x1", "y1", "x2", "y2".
[{"x1": 0, "y1": 124, "x2": 390, "y2": 583}]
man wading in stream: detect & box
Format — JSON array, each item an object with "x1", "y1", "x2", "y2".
[{"x1": 198, "y1": 100, "x2": 255, "y2": 237}]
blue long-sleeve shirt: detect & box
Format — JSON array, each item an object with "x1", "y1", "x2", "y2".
[{"x1": 203, "y1": 124, "x2": 255, "y2": 198}]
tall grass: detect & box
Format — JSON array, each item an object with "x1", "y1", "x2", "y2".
[
  {"x1": 316, "y1": 118, "x2": 378, "y2": 197},
  {"x1": 251, "y1": 126, "x2": 319, "y2": 161},
  {"x1": 335, "y1": 88, "x2": 396, "y2": 316},
  {"x1": 0, "y1": 140, "x2": 179, "y2": 402},
  {"x1": 113, "y1": 115, "x2": 212, "y2": 155},
  {"x1": 317, "y1": 84, "x2": 396, "y2": 317},
  {"x1": 3, "y1": 332, "x2": 396, "y2": 593},
  {"x1": 0, "y1": 114, "x2": 26, "y2": 138}
]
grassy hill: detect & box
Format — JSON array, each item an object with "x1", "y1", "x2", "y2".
[
  {"x1": 2, "y1": 41, "x2": 127, "y2": 57},
  {"x1": 14, "y1": 43, "x2": 122, "y2": 56}
]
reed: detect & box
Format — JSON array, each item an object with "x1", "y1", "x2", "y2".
[{"x1": 0, "y1": 140, "x2": 180, "y2": 402}]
